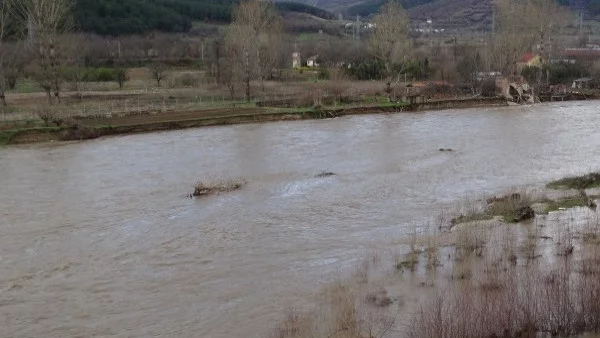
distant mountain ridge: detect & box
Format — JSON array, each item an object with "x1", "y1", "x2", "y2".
[
  {"x1": 278, "y1": 0, "x2": 493, "y2": 30},
  {"x1": 283, "y1": 0, "x2": 600, "y2": 29}
]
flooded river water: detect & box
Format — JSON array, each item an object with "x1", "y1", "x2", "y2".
[{"x1": 2, "y1": 101, "x2": 600, "y2": 337}]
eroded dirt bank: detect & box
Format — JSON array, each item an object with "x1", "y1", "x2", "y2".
[{"x1": 3, "y1": 97, "x2": 507, "y2": 145}]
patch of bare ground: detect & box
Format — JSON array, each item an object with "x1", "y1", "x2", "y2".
[{"x1": 76, "y1": 108, "x2": 269, "y2": 127}]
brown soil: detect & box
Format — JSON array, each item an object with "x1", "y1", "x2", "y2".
[
  {"x1": 10, "y1": 129, "x2": 62, "y2": 144},
  {"x1": 76, "y1": 107, "x2": 268, "y2": 127}
]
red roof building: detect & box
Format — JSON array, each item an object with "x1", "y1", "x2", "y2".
[{"x1": 520, "y1": 52, "x2": 537, "y2": 63}]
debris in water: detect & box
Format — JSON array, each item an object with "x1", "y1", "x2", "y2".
[
  {"x1": 365, "y1": 287, "x2": 393, "y2": 307},
  {"x1": 315, "y1": 171, "x2": 336, "y2": 178},
  {"x1": 513, "y1": 206, "x2": 535, "y2": 222},
  {"x1": 192, "y1": 178, "x2": 247, "y2": 197}
]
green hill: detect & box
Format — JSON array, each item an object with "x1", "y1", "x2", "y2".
[
  {"x1": 74, "y1": 0, "x2": 335, "y2": 36},
  {"x1": 291, "y1": 0, "x2": 600, "y2": 25},
  {"x1": 346, "y1": 0, "x2": 435, "y2": 17}
]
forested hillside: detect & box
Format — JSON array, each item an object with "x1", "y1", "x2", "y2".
[
  {"x1": 345, "y1": 0, "x2": 600, "y2": 19},
  {"x1": 74, "y1": 0, "x2": 234, "y2": 35},
  {"x1": 346, "y1": 0, "x2": 435, "y2": 17},
  {"x1": 74, "y1": 0, "x2": 334, "y2": 36},
  {"x1": 276, "y1": 2, "x2": 336, "y2": 19},
  {"x1": 67, "y1": 0, "x2": 600, "y2": 36}
]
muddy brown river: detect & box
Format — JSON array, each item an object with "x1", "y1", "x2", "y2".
[{"x1": 2, "y1": 102, "x2": 600, "y2": 337}]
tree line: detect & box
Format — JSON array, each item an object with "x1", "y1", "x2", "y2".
[
  {"x1": 0, "y1": 0, "x2": 593, "y2": 109},
  {"x1": 346, "y1": 0, "x2": 435, "y2": 18},
  {"x1": 558, "y1": 0, "x2": 600, "y2": 18},
  {"x1": 73, "y1": 0, "x2": 334, "y2": 36},
  {"x1": 349, "y1": 0, "x2": 600, "y2": 21}
]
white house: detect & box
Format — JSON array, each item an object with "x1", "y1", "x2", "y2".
[{"x1": 292, "y1": 52, "x2": 301, "y2": 68}]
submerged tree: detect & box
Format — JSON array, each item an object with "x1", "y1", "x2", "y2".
[{"x1": 369, "y1": 0, "x2": 411, "y2": 101}]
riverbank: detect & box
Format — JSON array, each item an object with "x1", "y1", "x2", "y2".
[{"x1": 0, "y1": 97, "x2": 507, "y2": 146}]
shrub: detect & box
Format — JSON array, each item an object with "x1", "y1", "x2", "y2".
[
  {"x1": 478, "y1": 78, "x2": 497, "y2": 97},
  {"x1": 60, "y1": 123, "x2": 102, "y2": 141},
  {"x1": 545, "y1": 62, "x2": 589, "y2": 85},
  {"x1": 86, "y1": 68, "x2": 117, "y2": 82},
  {"x1": 408, "y1": 259, "x2": 600, "y2": 338},
  {"x1": 63, "y1": 67, "x2": 122, "y2": 83},
  {"x1": 347, "y1": 59, "x2": 385, "y2": 80},
  {"x1": 38, "y1": 110, "x2": 53, "y2": 127},
  {"x1": 521, "y1": 65, "x2": 541, "y2": 85},
  {"x1": 547, "y1": 172, "x2": 600, "y2": 190},
  {"x1": 169, "y1": 73, "x2": 201, "y2": 88},
  {"x1": 317, "y1": 68, "x2": 329, "y2": 80},
  {"x1": 5, "y1": 70, "x2": 18, "y2": 90},
  {"x1": 114, "y1": 67, "x2": 129, "y2": 89}
]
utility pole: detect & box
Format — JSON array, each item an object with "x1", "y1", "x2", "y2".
[
  {"x1": 427, "y1": 19, "x2": 433, "y2": 47},
  {"x1": 572, "y1": 0, "x2": 585, "y2": 32},
  {"x1": 492, "y1": 9, "x2": 495, "y2": 37},
  {"x1": 244, "y1": 48, "x2": 250, "y2": 102},
  {"x1": 355, "y1": 15, "x2": 360, "y2": 40}
]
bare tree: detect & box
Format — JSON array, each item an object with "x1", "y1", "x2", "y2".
[
  {"x1": 315, "y1": 35, "x2": 358, "y2": 69},
  {"x1": 115, "y1": 66, "x2": 128, "y2": 89},
  {"x1": 325, "y1": 68, "x2": 350, "y2": 103},
  {"x1": 11, "y1": 0, "x2": 75, "y2": 104},
  {"x1": 150, "y1": 60, "x2": 167, "y2": 87},
  {"x1": 456, "y1": 49, "x2": 484, "y2": 95},
  {"x1": 493, "y1": 0, "x2": 571, "y2": 78},
  {"x1": 0, "y1": 11, "x2": 24, "y2": 110},
  {"x1": 221, "y1": 41, "x2": 243, "y2": 100},
  {"x1": 211, "y1": 37, "x2": 223, "y2": 84},
  {"x1": 113, "y1": 38, "x2": 128, "y2": 89},
  {"x1": 63, "y1": 34, "x2": 88, "y2": 96},
  {"x1": 4, "y1": 46, "x2": 23, "y2": 91},
  {"x1": 0, "y1": 0, "x2": 12, "y2": 107},
  {"x1": 225, "y1": 0, "x2": 282, "y2": 101},
  {"x1": 369, "y1": 0, "x2": 411, "y2": 101},
  {"x1": 257, "y1": 31, "x2": 283, "y2": 91}
]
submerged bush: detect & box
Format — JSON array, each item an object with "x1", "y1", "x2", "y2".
[
  {"x1": 452, "y1": 192, "x2": 534, "y2": 225},
  {"x1": 547, "y1": 172, "x2": 600, "y2": 190},
  {"x1": 192, "y1": 178, "x2": 246, "y2": 197}
]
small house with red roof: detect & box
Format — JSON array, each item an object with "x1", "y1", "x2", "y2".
[{"x1": 517, "y1": 53, "x2": 542, "y2": 72}]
